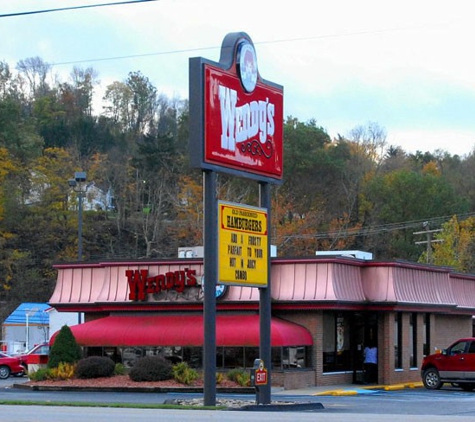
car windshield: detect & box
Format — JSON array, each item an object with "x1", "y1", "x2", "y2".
[{"x1": 26, "y1": 344, "x2": 49, "y2": 355}]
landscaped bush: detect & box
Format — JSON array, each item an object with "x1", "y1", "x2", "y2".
[
  {"x1": 28, "y1": 368, "x2": 50, "y2": 381},
  {"x1": 29, "y1": 362, "x2": 76, "y2": 381},
  {"x1": 216, "y1": 372, "x2": 225, "y2": 384},
  {"x1": 49, "y1": 362, "x2": 76, "y2": 380},
  {"x1": 48, "y1": 325, "x2": 82, "y2": 369},
  {"x1": 114, "y1": 362, "x2": 127, "y2": 375},
  {"x1": 172, "y1": 362, "x2": 199, "y2": 385},
  {"x1": 76, "y1": 356, "x2": 115, "y2": 379},
  {"x1": 129, "y1": 355, "x2": 173, "y2": 382},
  {"x1": 227, "y1": 368, "x2": 250, "y2": 386}
]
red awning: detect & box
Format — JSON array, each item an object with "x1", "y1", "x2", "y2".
[{"x1": 62, "y1": 314, "x2": 313, "y2": 347}]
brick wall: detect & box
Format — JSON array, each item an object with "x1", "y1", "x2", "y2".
[
  {"x1": 273, "y1": 310, "x2": 473, "y2": 389},
  {"x1": 433, "y1": 314, "x2": 472, "y2": 351}
]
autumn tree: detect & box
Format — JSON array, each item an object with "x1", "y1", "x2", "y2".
[
  {"x1": 361, "y1": 168, "x2": 468, "y2": 260},
  {"x1": 427, "y1": 216, "x2": 475, "y2": 273}
]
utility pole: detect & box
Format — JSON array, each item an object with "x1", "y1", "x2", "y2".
[{"x1": 413, "y1": 222, "x2": 443, "y2": 264}]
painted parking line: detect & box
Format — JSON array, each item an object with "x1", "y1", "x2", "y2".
[{"x1": 314, "y1": 382, "x2": 424, "y2": 396}]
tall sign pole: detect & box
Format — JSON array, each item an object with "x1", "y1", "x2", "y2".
[
  {"x1": 189, "y1": 32, "x2": 283, "y2": 406},
  {"x1": 203, "y1": 170, "x2": 217, "y2": 404},
  {"x1": 259, "y1": 181, "x2": 272, "y2": 404}
]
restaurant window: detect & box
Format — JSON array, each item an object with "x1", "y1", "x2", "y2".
[
  {"x1": 112, "y1": 345, "x2": 310, "y2": 370},
  {"x1": 272, "y1": 346, "x2": 310, "y2": 370},
  {"x1": 423, "y1": 313, "x2": 430, "y2": 356},
  {"x1": 223, "y1": 347, "x2": 244, "y2": 368},
  {"x1": 323, "y1": 312, "x2": 351, "y2": 372},
  {"x1": 244, "y1": 347, "x2": 260, "y2": 368},
  {"x1": 394, "y1": 313, "x2": 402, "y2": 369},
  {"x1": 182, "y1": 347, "x2": 202, "y2": 368},
  {"x1": 409, "y1": 313, "x2": 417, "y2": 368}
]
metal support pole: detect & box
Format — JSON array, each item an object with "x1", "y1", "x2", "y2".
[
  {"x1": 78, "y1": 192, "x2": 84, "y2": 261},
  {"x1": 25, "y1": 313, "x2": 29, "y2": 351},
  {"x1": 203, "y1": 170, "x2": 217, "y2": 406},
  {"x1": 258, "y1": 181, "x2": 272, "y2": 404}
]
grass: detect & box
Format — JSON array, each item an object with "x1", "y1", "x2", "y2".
[{"x1": 0, "y1": 400, "x2": 225, "y2": 410}]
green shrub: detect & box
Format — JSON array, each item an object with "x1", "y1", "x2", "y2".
[
  {"x1": 216, "y1": 372, "x2": 225, "y2": 384},
  {"x1": 129, "y1": 356, "x2": 173, "y2": 382},
  {"x1": 76, "y1": 356, "x2": 115, "y2": 379},
  {"x1": 48, "y1": 325, "x2": 82, "y2": 369},
  {"x1": 172, "y1": 362, "x2": 199, "y2": 385},
  {"x1": 227, "y1": 368, "x2": 250, "y2": 386},
  {"x1": 28, "y1": 368, "x2": 51, "y2": 381},
  {"x1": 114, "y1": 362, "x2": 127, "y2": 375}
]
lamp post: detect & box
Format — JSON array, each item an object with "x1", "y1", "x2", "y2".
[
  {"x1": 25, "y1": 308, "x2": 38, "y2": 352},
  {"x1": 68, "y1": 172, "x2": 88, "y2": 261}
]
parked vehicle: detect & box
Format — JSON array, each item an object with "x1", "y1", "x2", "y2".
[
  {"x1": 421, "y1": 338, "x2": 475, "y2": 391},
  {"x1": 0, "y1": 352, "x2": 25, "y2": 379},
  {"x1": 18, "y1": 343, "x2": 50, "y2": 372}
]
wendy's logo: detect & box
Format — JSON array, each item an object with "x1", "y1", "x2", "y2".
[{"x1": 238, "y1": 41, "x2": 258, "y2": 93}]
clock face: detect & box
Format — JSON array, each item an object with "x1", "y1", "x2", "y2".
[
  {"x1": 200, "y1": 276, "x2": 228, "y2": 298},
  {"x1": 215, "y1": 283, "x2": 227, "y2": 298},
  {"x1": 237, "y1": 41, "x2": 258, "y2": 93}
]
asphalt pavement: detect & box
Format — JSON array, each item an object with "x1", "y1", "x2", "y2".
[{"x1": 5, "y1": 376, "x2": 475, "y2": 421}]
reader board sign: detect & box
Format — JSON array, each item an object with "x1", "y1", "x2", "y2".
[{"x1": 218, "y1": 201, "x2": 268, "y2": 287}]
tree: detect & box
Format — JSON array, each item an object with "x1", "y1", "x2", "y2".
[
  {"x1": 361, "y1": 169, "x2": 468, "y2": 260},
  {"x1": 103, "y1": 71, "x2": 158, "y2": 136},
  {"x1": 130, "y1": 132, "x2": 180, "y2": 257},
  {"x1": 427, "y1": 216, "x2": 475, "y2": 272},
  {"x1": 0, "y1": 85, "x2": 43, "y2": 162},
  {"x1": 48, "y1": 325, "x2": 82, "y2": 369},
  {"x1": 16, "y1": 56, "x2": 51, "y2": 99},
  {"x1": 172, "y1": 175, "x2": 204, "y2": 247}
]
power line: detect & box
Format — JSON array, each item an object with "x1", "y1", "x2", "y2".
[
  {"x1": 274, "y1": 212, "x2": 475, "y2": 242},
  {"x1": 50, "y1": 26, "x2": 420, "y2": 67},
  {"x1": 52, "y1": 45, "x2": 222, "y2": 66},
  {"x1": 0, "y1": 0, "x2": 160, "y2": 18}
]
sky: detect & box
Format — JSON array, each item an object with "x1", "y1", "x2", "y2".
[{"x1": 2, "y1": 0, "x2": 475, "y2": 156}]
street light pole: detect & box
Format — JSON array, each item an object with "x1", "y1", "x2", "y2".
[
  {"x1": 25, "y1": 308, "x2": 38, "y2": 352},
  {"x1": 78, "y1": 189, "x2": 84, "y2": 261},
  {"x1": 68, "y1": 172, "x2": 88, "y2": 261},
  {"x1": 25, "y1": 312, "x2": 29, "y2": 352}
]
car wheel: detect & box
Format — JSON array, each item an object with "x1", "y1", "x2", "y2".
[
  {"x1": 461, "y1": 383, "x2": 475, "y2": 391},
  {"x1": 0, "y1": 365, "x2": 11, "y2": 379},
  {"x1": 423, "y1": 368, "x2": 443, "y2": 390}
]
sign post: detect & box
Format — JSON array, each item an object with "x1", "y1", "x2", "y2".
[{"x1": 189, "y1": 31, "x2": 283, "y2": 406}]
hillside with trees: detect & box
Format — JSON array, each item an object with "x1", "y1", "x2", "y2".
[{"x1": 1, "y1": 57, "x2": 475, "y2": 321}]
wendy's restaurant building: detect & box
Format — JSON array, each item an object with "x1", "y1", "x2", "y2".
[{"x1": 48, "y1": 256, "x2": 475, "y2": 390}]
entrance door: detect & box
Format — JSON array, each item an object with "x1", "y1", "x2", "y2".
[{"x1": 351, "y1": 312, "x2": 378, "y2": 384}]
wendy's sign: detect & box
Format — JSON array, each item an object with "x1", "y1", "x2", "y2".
[
  {"x1": 126, "y1": 269, "x2": 197, "y2": 301},
  {"x1": 189, "y1": 32, "x2": 283, "y2": 182}
]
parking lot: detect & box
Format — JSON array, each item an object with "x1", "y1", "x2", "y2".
[{"x1": 3, "y1": 375, "x2": 475, "y2": 418}]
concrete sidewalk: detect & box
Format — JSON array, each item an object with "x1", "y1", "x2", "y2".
[{"x1": 273, "y1": 381, "x2": 424, "y2": 396}]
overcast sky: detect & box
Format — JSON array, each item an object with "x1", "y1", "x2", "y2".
[{"x1": 2, "y1": 0, "x2": 475, "y2": 156}]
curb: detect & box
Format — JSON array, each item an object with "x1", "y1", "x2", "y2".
[
  {"x1": 235, "y1": 402, "x2": 325, "y2": 412},
  {"x1": 13, "y1": 383, "x2": 255, "y2": 394},
  {"x1": 314, "y1": 382, "x2": 424, "y2": 396}
]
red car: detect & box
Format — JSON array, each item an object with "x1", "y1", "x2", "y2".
[
  {"x1": 0, "y1": 352, "x2": 25, "y2": 379},
  {"x1": 18, "y1": 343, "x2": 50, "y2": 372},
  {"x1": 421, "y1": 337, "x2": 475, "y2": 391}
]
